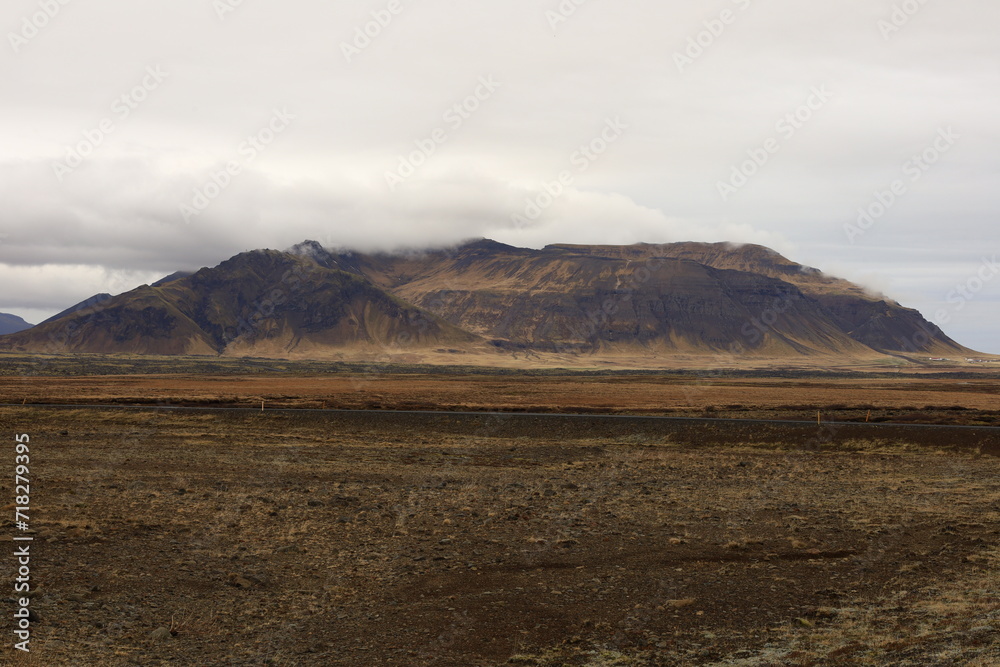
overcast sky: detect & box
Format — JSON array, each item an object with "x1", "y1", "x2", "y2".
[{"x1": 1, "y1": 0, "x2": 997, "y2": 352}]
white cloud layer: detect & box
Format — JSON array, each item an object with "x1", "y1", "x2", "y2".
[{"x1": 1, "y1": 0, "x2": 998, "y2": 352}]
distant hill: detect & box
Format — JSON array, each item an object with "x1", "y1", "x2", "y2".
[
  {"x1": 40, "y1": 293, "x2": 114, "y2": 325},
  {"x1": 0, "y1": 313, "x2": 33, "y2": 335},
  {"x1": 0, "y1": 239, "x2": 978, "y2": 363}
]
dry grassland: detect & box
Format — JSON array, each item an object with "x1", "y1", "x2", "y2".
[{"x1": 1, "y1": 406, "x2": 998, "y2": 665}]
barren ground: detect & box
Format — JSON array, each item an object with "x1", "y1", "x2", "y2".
[{"x1": 2, "y1": 391, "x2": 1000, "y2": 665}]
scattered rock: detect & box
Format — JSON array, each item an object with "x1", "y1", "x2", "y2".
[
  {"x1": 815, "y1": 588, "x2": 844, "y2": 599},
  {"x1": 666, "y1": 599, "x2": 696, "y2": 609},
  {"x1": 228, "y1": 572, "x2": 266, "y2": 588}
]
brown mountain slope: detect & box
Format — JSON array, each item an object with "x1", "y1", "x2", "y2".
[
  {"x1": 0, "y1": 249, "x2": 479, "y2": 357},
  {"x1": 39, "y1": 293, "x2": 114, "y2": 326},
  {"x1": 319, "y1": 240, "x2": 884, "y2": 358},
  {"x1": 1, "y1": 239, "x2": 974, "y2": 363},
  {"x1": 539, "y1": 242, "x2": 969, "y2": 356}
]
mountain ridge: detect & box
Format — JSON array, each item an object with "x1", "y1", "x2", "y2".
[{"x1": 0, "y1": 239, "x2": 979, "y2": 364}]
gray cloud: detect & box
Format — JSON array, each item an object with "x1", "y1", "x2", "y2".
[{"x1": 1, "y1": 0, "x2": 998, "y2": 352}]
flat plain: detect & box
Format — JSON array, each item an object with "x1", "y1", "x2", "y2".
[{"x1": 2, "y1": 356, "x2": 999, "y2": 665}]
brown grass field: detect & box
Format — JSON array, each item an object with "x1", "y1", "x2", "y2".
[
  {"x1": 4, "y1": 370, "x2": 1000, "y2": 425},
  {"x1": 2, "y1": 358, "x2": 1000, "y2": 665}
]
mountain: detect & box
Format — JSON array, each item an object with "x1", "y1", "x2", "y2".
[
  {"x1": 39, "y1": 293, "x2": 114, "y2": 325},
  {"x1": 151, "y1": 271, "x2": 194, "y2": 287},
  {"x1": 0, "y1": 239, "x2": 977, "y2": 363},
  {"x1": 534, "y1": 242, "x2": 966, "y2": 357},
  {"x1": 0, "y1": 248, "x2": 477, "y2": 357},
  {"x1": 0, "y1": 313, "x2": 33, "y2": 335},
  {"x1": 322, "y1": 240, "x2": 967, "y2": 359}
]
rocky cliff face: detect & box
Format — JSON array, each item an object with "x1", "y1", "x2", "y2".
[{"x1": 0, "y1": 239, "x2": 972, "y2": 360}]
